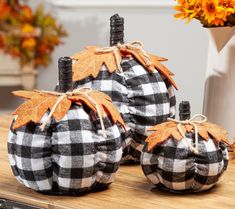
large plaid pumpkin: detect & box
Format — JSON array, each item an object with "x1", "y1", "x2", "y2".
[
  {"x1": 141, "y1": 116, "x2": 230, "y2": 192},
  {"x1": 73, "y1": 57, "x2": 176, "y2": 163},
  {"x1": 8, "y1": 90, "x2": 124, "y2": 195}
]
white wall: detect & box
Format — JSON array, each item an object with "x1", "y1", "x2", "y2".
[{"x1": 0, "y1": 1, "x2": 209, "y2": 116}]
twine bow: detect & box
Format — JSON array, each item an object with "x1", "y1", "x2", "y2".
[
  {"x1": 96, "y1": 40, "x2": 152, "y2": 72},
  {"x1": 168, "y1": 114, "x2": 208, "y2": 155},
  {"x1": 39, "y1": 87, "x2": 107, "y2": 138}
]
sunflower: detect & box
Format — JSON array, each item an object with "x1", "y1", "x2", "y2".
[
  {"x1": 211, "y1": 17, "x2": 226, "y2": 26},
  {"x1": 175, "y1": 0, "x2": 235, "y2": 26},
  {"x1": 219, "y1": 0, "x2": 235, "y2": 8},
  {"x1": 217, "y1": 0, "x2": 235, "y2": 21},
  {"x1": 202, "y1": 0, "x2": 219, "y2": 24},
  {"x1": 174, "y1": 0, "x2": 202, "y2": 22}
]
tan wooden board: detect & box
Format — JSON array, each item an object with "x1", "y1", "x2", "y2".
[
  {"x1": 0, "y1": 114, "x2": 235, "y2": 209},
  {"x1": 0, "y1": 51, "x2": 36, "y2": 90}
]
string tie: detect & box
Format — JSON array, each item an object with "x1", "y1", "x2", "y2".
[
  {"x1": 168, "y1": 114, "x2": 208, "y2": 155},
  {"x1": 96, "y1": 40, "x2": 152, "y2": 72},
  {"x1": 39, "y1": 87, "x2": 107, "y2": 138}
]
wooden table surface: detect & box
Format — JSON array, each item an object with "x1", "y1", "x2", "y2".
[{"x1": 0, "y1": 114, "x2": 235, "y2": 209}]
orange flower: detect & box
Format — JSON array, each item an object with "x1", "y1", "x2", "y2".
[
  {"x1": 22, "y1": 38, "x2": 36, "y2": 49},
  {"x1": 211, "y1": 17, "x2": 226, "y2": 26},
  {"x1": 51, "y1": 36, "x2": 60, "y2": 45},
  {"x1": 37, "y1": 43, "x2": 49, "y2": 53},
  {"x1": 175, "y1": 0, "x2": 235, "y2": 26},
  {"x1": 219, "y1": 0, "x2": 235, "y2": 8},
  {"x1": 174, "y1": 0, "x2": 189, "y2": 19},
  {"x1": 202, "y1": 0, "x2": 218, "y2": 24},
  {"x1": 0, "y1": 3, "x2": 10, "y2": 19},
  {"x1": 217, "y1": 0, "x2": 235, "y2": 21},
  {"x1": 174, "y1": 0, "x2": 202, "y2": 22},
  {"x1": 21, "y1": 5, "x2": 33, "y2": 21},
  {"x1": 21, "y1": 23, "x2": 36, "y2": 35},
  {"x1": 9, "y1": 47, "x2": 21, "y2": 56}
]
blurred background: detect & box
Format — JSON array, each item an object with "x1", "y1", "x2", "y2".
[{"x1": 0, "y1": 0, "x2": 208, "y2": 116}]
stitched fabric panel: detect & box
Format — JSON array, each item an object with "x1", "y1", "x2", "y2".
[
  {"x1": 8, "y1": 105, "x2": 123, "y2": 195},
  {"x1": 141, "y1": 135, "x2": 229, "y2": 192},
  {"x1": 74, "y1": 58, "x2": 176, "y2": 162}
]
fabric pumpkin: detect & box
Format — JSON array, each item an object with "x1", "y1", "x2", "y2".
[
  {"x1": 8, "y1": 89, "x2": 125, "y2": 195},
  {"x1": 72, "y1": 42, "x2": 177, "y2": 163},
  {"x1": 141, "y1": 115, "x2": 230, "y2": 192}
]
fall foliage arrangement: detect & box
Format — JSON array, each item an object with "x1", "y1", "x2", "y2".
[
  {"x1": 8, "y1": 57, "x2": 125, "y2": 195},
  {"x1": 141, "y1": 101, "x2": 230, "y2": 192},
  {"x1": 0, "y1": 0, "x2": 67, "y2": 68},
  {"x1": 73, "y1": 14, "x2": 177, "y2": 163},
  {"x1": 174, "y1": 0, "x2": 235, "y2": 27}
]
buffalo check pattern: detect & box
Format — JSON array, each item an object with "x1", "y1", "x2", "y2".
[
  {"x1": 8, "y1": 105, "x2": 123, "y2": 195},
  {"x1": 74, "y1": 58, "x2": 176, "y2": 162},
  {"x1": 141, "y1": 134, "x2": 229, "y2": 192}
]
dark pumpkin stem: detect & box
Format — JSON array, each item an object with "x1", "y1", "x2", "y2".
[
  {"x1": 58, "y1": 57, "x2": 73, "y2": 93},
  {"x1": 110, "y1": 14, "x2": 124, "y2": 46},
  {"x1": 179, "y1": 101, "x2": 191, "y2": 120}
]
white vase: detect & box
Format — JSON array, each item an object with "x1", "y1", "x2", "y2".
[
  {"x1": 208, "y1": 26, "x2": 235, "y2": 52},
  {"x1": 203, "y1": 26, "x2": 235, "y2": 138}
]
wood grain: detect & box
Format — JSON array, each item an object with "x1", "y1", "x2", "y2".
[{"x1": 0, "y1": 114, "x2": 235, "y2": 209}]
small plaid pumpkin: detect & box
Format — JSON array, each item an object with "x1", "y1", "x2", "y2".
[
  {"x1": 8, "y1": 88, "x2": 125, "y2": 195},
  {"x1": 141, "y1": 102, "x2": 230, "y2": 192}
]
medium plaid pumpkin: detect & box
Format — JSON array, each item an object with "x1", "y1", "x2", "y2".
[
  {"x1": 74, "y1": 58, "x2": 176, "y2": 163},
  {"x1": 141, "y1": 132, "x2": 229, "y2": 192},
  {"x1": 8, "y1": 101, "x2": 123, "y2": 195}
]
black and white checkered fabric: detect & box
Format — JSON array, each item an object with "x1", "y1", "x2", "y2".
[
  {"x1": 8, "y1": 104, "x2": 123, "y2": 195},
  {"x1": 74, "y1": 58, "x2": 176, "y2": 163},
  {"x1": 141, "y1": 134, "x2": 229, "y2": 192}
]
